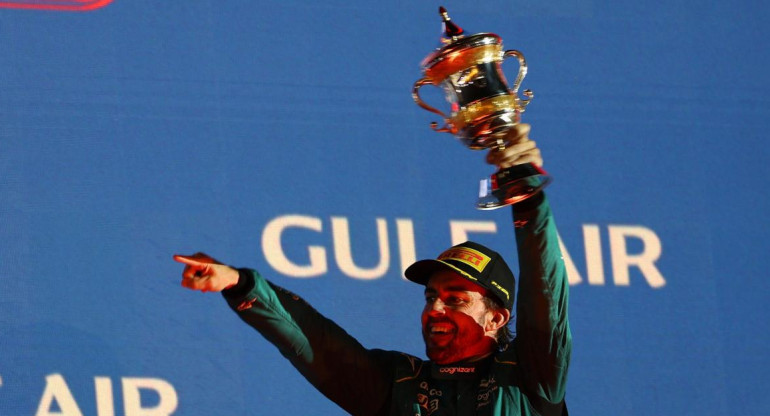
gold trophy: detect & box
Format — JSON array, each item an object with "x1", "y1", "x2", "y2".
[{"x1": 412, "y1": 7, "x2": 550, "y2": 209}]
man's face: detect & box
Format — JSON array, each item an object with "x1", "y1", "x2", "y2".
[{"x1": 421, "y1": 269, "x2": 500, "y2": 364}]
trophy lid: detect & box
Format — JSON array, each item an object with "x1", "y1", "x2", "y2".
[
  {"x1": 420, "y1": 7, "x2": 503, "y2": 79},
  {"x1": 439, "y1": 6, "x2": 464, "y2": 42}
]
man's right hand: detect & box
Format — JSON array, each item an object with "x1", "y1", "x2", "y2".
[{"x1": 173, "y1": 253, "x2": 240, "y2": 293}]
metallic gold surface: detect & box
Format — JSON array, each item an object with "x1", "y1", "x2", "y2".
[
  {"x1": 411, "y1": 8, "x2": 549, "y2": 209},
  {"x1": 451, "y1": 94, "x2": 518, "y2": 130},
  {"x1": 424, "y1": 43, "x2": 502, "y2": 83},
  {"x1": 411, "y1": 77, "x2": 458, "y2": 134}
]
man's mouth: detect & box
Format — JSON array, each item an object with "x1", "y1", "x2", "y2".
[{"x1": 427, "y1": 322, "x2": 455, "y2": 335}]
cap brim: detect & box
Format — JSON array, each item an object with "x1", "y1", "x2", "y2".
[{"x1": 404, "y1": 259, "x2": 452, "y2": 285}]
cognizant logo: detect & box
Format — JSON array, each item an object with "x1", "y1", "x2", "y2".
[
  {"x1": 439, "y1": 366, "x2": 476, "y2": 375},
  {"x1": 0, "y1": 0, "x2": 113, "y2": 11}
]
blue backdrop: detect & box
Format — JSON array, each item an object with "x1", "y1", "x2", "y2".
[{"x1": 1, "y1": 1, "x2": 769, "y2": 415}]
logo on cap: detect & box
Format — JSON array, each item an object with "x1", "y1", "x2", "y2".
[
  {"x1": 437, "y1": 247, "x2": 491, "y2": 273},
  {"x1": 490, "y1": 280, "x2": 510, "y2": 300}
]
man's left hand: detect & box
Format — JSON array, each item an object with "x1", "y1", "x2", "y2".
[{"x1": 485, "y1": 123, "x2": 543, "y2": 169}]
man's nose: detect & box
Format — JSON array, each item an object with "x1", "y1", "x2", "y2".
[{"x1": 428, "y1": 299, "x2": 446, "y2": 315}]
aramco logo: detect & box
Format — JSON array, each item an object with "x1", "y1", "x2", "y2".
[{"x1": 0, "y1": 0, "x2": 112, "y2": 11}]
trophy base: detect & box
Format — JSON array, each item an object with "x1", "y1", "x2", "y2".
[{"x1": 476, "y1": 163, "x2": 551, "y2": 210}]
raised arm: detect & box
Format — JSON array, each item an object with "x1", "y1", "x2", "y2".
[
  {"x1": 512, "y1": 192, "x2": 571, "y2": 402},
  {"x1": 486, "y1": 125, "x2": 571, "y2": 403}
]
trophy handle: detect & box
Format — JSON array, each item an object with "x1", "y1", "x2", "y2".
[
  {"x1": 503, "y1": 50, "x2": 534, "y2": 108},
  {"x1": 412, "y1": 77, "x2": 456, "y2": 133}
]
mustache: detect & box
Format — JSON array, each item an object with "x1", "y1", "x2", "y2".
[{"x1": 424, "y1": 318, "x2": 455, "y2": 326}]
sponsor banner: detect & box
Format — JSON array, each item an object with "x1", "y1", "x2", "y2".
[{"x1": 0, "y1": 1, "x2": 767, "y2": 415}]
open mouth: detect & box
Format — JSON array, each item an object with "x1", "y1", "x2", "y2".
[{"x1": 426, "y1": 323, "x2": 455, "y2": 337}]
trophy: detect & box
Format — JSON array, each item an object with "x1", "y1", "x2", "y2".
[{"x1": 412, "y1": 7, "x2": 550, "y2": 209}]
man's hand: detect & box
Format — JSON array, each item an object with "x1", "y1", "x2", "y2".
[
  {"x1": 485, "y1": 123, "x2": 543, "y2": 170},
  {"x1": 173, "y1": 253, "x2": 240, "y2": 293}
]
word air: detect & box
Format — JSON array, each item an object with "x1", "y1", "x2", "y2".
[
  {"x1": 32, "y1": 374, "x2": 177, "y2": 416},
  {"x1": 261, "y1": 215, "x2": 666, "y2": 288}
]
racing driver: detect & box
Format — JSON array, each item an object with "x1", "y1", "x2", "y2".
[{"x1": 174, "y1": 124, "x2": 571, "y2": 415}]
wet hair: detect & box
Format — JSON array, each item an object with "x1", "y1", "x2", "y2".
[{"x1": 482, "y1": 296, "x2": 513, "y2": 345}]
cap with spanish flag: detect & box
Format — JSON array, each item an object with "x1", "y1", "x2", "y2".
[{"x1": 404, "y1": 241, "x2": 515, "y2": 310}]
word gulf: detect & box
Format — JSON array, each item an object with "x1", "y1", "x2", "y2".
[{"x1": 261, "y1": 216, "x2": 666, "y2": 288}]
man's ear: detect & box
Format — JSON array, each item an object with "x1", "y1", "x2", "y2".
[{"x1": 486, "y1": 307, "x2": 511, "y2": 332}]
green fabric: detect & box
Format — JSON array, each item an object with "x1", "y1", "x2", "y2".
[{"x1": 223, "y1": 195, "x2": 570, "y2": 416}]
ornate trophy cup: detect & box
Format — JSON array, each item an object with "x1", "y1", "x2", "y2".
[{"x1": 412, "y1": 7, "x2": 550, "y2": 209}]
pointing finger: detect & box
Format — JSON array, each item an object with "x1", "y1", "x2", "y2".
[{"x1": 173, "y1": 254, "x2": 204, "y2": 266}]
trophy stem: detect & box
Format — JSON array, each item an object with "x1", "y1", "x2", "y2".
[{"x1": 476, "y1": 164, "x2": 551, "y2": 210}]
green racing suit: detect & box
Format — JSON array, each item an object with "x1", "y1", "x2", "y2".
[{"x1": 222, "y1": 194, "x2": 570, "y2": 415}]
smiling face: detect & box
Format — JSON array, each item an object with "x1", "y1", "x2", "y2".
[{"x1": 421, "y1": 269, "x2": 510, "y2": 364}]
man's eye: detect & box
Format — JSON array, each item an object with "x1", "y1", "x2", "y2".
[
  {"x1": 447, "y1": 297, "x2": 465, "y2": 306},
  {"x1": 425, "y1": 296, "x2": 437, "y2": 303}
]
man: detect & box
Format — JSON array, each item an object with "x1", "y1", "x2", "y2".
[{"x1": 175, "y1": 124, "x2": 570, "y2": 415}]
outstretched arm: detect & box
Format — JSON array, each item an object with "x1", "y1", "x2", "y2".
[{"x1": 173, "y1": 254, "x2": 394, "y2": 416}]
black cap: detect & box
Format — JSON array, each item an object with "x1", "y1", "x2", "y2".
[{"x1": 405, "y1": 241, "x2": 515, "y2": 310}]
